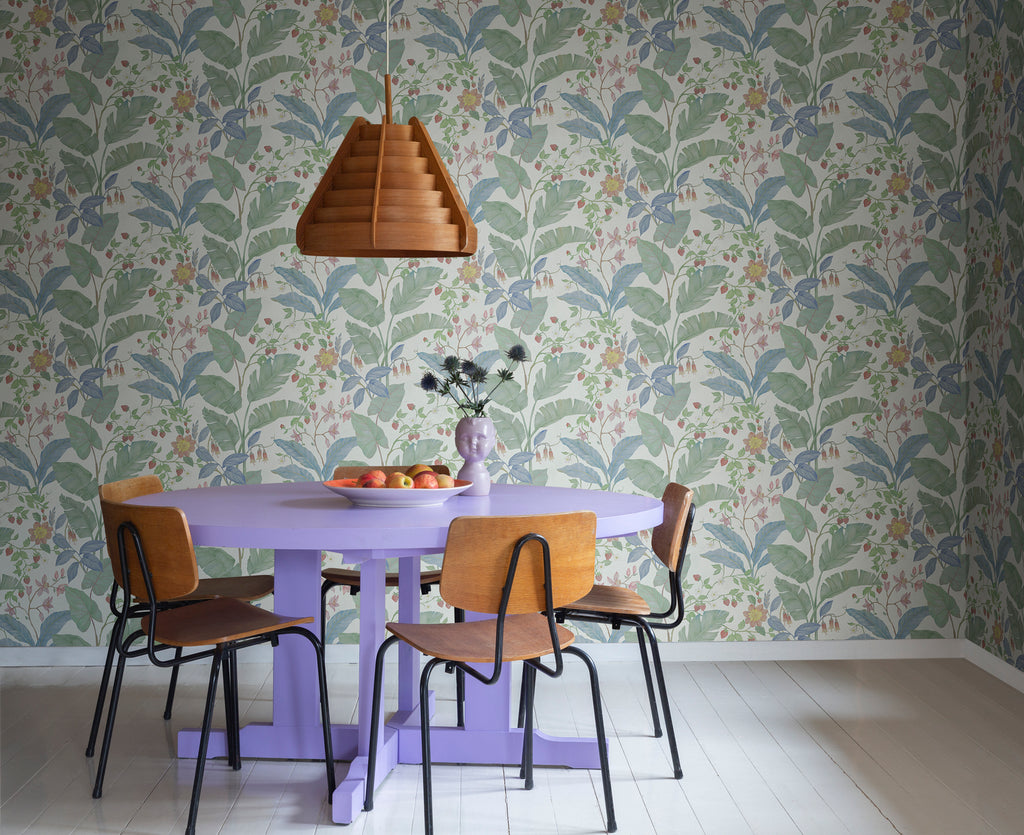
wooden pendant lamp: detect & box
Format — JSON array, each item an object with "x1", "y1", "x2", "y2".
[{"x1": 295, "y1": 71, "x2": 477, "y2": 259}]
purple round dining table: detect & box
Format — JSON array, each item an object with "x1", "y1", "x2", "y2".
[{"x1": 130, "y1": 480, "x2": 662, "y2": 823}]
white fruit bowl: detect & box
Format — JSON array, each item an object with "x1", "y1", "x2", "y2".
[{"x1": 322, "y1": 479, "x2": 473, "y2": 507}]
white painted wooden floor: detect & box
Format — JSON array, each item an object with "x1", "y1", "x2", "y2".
[{"x1": 2, "y1": 657, "x2": 1022, "y2": 834}]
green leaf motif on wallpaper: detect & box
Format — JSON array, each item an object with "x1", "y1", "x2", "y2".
[
  {"x1": 675, "y1": 93, "x2": 730, "y2": 141},
  {"x1": 248, "y1": 182, "x2": 300, "y2": 230},
  {"x1": 780, "y1": 496, "x2": 818, "y2": 542},
  {"x1": 197, "y1": 31, "x2": 242, "y2": 68},
  {"x1": 104, "y1": 97, "x2": 157, "y2": 146},
  {"x1": 103, "y1": 441, "x2": 159, "y2": 485},
  {"x1": 247, "y1": 355, "x2": 299, "y2": 402},
  {"x1": 197, "y1": 375, "x2": 242, "y2": 413},
  {"x1": 910, "y1": 459, "x2": 956, "y2": 497},
  {"x1": 53, "y1": 289, "x2": 99, "y2": 328},
  {"x1": 819, "y1": 569, "x2": 876, "y2": 601},
  {"x1": 534, "y1": 7, "x2": 584, "y2": 57},
  {"x1": 197, "y1": 203, "x2": 242, "y2": 241},
  {"x1": 820, "y1": 523, "x2": 872, "y2": 572},
  {"x1": 776, "y1": 579, "x2": 812, "y2": 620}
]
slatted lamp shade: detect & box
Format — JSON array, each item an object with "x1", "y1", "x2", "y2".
[{"x1": 296, "y1": 76, "x2": 477, "y2": 259}]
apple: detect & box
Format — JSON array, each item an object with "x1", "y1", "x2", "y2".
[
  {"x1": 360, "y1": 476, "x2": 386, "y2": 488},
  {"x1": 405, "y1": 463, "x2": 434, "y2": 477},
  {"x1": 358, "y1": 469, "x2": 387, "y2": 486},
  {"x1": 386, "y1": 472, "x2": 414, "y2": 488},
  {"x1": 412, "y1": 471, "x2": 439, "y2": 489},
  {"x1": 435, "y1": 473, "x2": 455, "y2": 488}
]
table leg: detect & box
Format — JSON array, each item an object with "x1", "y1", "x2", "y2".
[
  {"x1": 331, "y1": 554, "x2": 396, "y2": 823},
  {"x1": 178, "y1": 548, "x2": 358, "y2": 761}
]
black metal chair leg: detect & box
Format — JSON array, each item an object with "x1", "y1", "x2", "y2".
[
  {"x1": 86, "y1": 626, "x2": 119, "y2": 757},
  {"x1": 222, "y1": 649, "x2": 240, "y2": 770},
  {"x1": 454, "y1": 607, "x2": 465, "y2": 727},
  {"x1": 92, "y1": 645, "x2": 128, "y2": 798},
  {"x1": 566, "y1": 647, "x2": 616, "y2": 833},
  {"x1": 515, "y1": 667, "x2": 528, "y2": 728},
  {"x1": 163, "y1": 646, "x2": 183, "y2": 720},
  {"x1": 519, "y1": 664, "x2": 536, "y2": 789},
  {"x1": 635, "y1": 625, "x2": 662, "y2": 737},
  {"x1": 639, "y1": 620, "x2": 682, "y2": 780},
  {"x1": 419, "y1": 659, "x2": 442, "y2": 835},
  {"x1": 320, "y1": 579, "x2": 333, "y2": 646},
  {"x1": 186, "y1": 647, "x2": 223, "y2": 835},
  {"x1": 364, "y1": 635, "x2": 398, "y2": 812},
  {"x1": 305, "y1": 630, "x2": 336, "y2": 794}
]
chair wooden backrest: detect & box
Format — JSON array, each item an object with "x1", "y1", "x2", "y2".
[
  {"x1": 332, "y1": 464, "x2": 451, "y2": 478},
  {"x1": 98, "y1": 474, "x2": 163, "y2": 503},
  {"x1": 650, "y1": 483, "x2": 695, "y2": 573},
  {"x1": 100, "y1": 499, "x2": 199, "y2": 603},
  {"x1": 439, "y1": 512, "x2": 596, "y2": 616}
]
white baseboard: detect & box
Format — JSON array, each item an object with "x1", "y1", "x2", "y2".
[{"x1": 4, "y1": 638, "x2": 1022, "y2": 693}]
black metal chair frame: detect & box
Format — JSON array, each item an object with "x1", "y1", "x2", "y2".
[
  {"x1": 363, "y1": 530, "x2": 616, "y2": 835},
  {"x1": 93, "y1": 519, "x2": 336, "y2": 835},
  {"x1": 85, "y1": 582, "x2": 197, "y2": 758},
  {"x1": 542, "y1": 500, "x2": 695, "y2": 781}
]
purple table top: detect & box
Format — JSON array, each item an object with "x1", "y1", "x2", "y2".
[{"x1": 131, "y1": 481, "x2": 663, "y2": 554}]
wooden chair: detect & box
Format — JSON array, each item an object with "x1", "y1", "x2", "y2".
[
  {"x1": 363, "y1": 512, "x2": 616, "y2": 834},
  {"x1": 85, "y1": 476, "x2": 273, "y2": 759},
  {"x1": 550, "y1": 482, "x2": 694, "y2": 780},
  {"x1": 93, "y1": 497, "x2": 334, "y2": 835}
]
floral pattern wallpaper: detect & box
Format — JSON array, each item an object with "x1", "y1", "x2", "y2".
[{"x1": 1, "y1": 0, "x2": 1022, "y2": 669}]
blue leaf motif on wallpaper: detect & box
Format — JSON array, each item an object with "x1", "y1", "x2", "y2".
[
  {"x1": 131, "y1": 179, "x2": 214, "y2": 232},
  {"x1": 846, "y1": 605, "x2": 929, "y2": 639},
  {"x1": 703, "y1": 4, "x2": 786, "y2": 58},
  {"x1": 273, "y1": 92, "x2": 358, "y2": 143},
  {"x1": 0, "y1": 267, "x2": 71, "y2": 319},
  {"x1": 702, "y1": 176, "x2": 785, "y2": 229},
  {"x1": 973, "y1": 348, "x2": 1013, "y2": 402},
  {"x1": 704, "y1": 347, "x2": 785, "y2": 400},
  {"x1": 131, "y1": 7, "x2": 215, "y2": 58},
  {"x1": 703, "y1": 520, "x2": 786, "y2": 575},
  {"x1": 129, "y1": 351, "x2": 216, "y2": 404},
  {"x1": 845, "y1": 261, "x2": 927, "y2": 315},
  {"x1": 273, "y1": 265, "x2": 354, "y2": 318},
  {"x1": 559, "y1": 263, "x2": 641, "y2": 317},
  {"x1": 418, "y1": 5, "x2": 500, "y2": 59},
  {"x1": 559, "y1": 436, "x2": 642, "y2": 489},
  {"x1": 845, "y1": 433, "x2": 929, "y2": 487},
  {"x1": 0, "y1": 93, "x2": 70, "y2": 147},
  {"x1": 0, "y1": 439, "x2": 73, "y2": 491},
  {"x1": 560, "y1": 91, "x2": 643, "y2": 144},
  {"x1": 273, "y1": 436, "x2": 359, "y2": 482},
  {"x1": 845, "y1": 89, "x2": 928, "y2": 143}
]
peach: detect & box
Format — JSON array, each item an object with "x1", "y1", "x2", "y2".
[
  {"x1": 435, "y1": 473, "x2": 455, "y2": 488},
  {"x1": 386, "y1": 472, "x2": 414, "y2": 488},
  {"x1": 412, "y1": 471, "x2": 439, "y2": 489},
  {"x1": 360, "y1": 476, "x2": 386, "y2": 489},
  {"x1": 358, "y1": 469, "x2": 387, "y2": 486}
]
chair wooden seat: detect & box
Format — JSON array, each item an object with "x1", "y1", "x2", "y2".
[
  {"x1": 387, "y1": 614, "x2": 575, "y2": 663},
  {"x1": 179, "y1": 574, "x2": 274, "y2": 602},
  {"x1": 145, "y1": 598, "x2": 313, "y2": 647},
  {"x1": 567, "y1": 584, "x2": 651, "y2": 616},
  {"x1": 321, "y1": 567, "x2": 442, "y2": 589}
]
